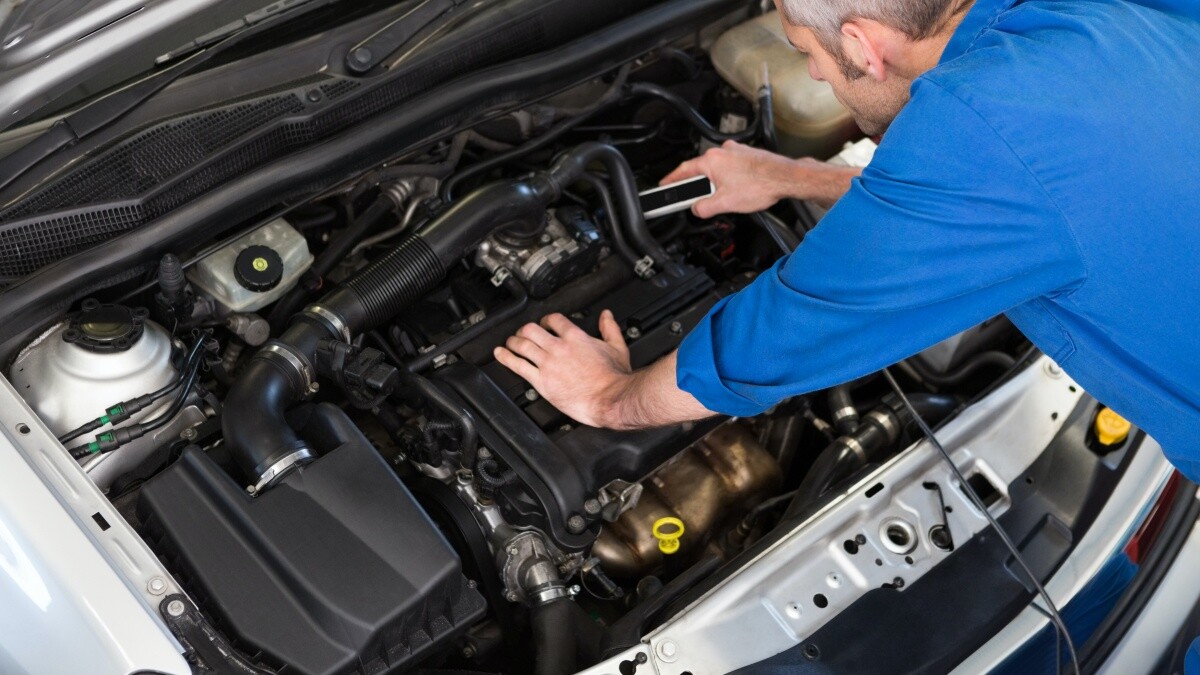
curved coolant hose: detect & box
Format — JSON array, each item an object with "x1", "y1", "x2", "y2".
[
  {"x1": 626, "y1": 82, "x2": 759, "y2": 144},
  {"x1": 780, "y1": 393, "x2": 959, "y2": 519},
  {"x1": 579, "y1": 173, "x2": 642, "y2": 268},
  {"x1": 906, "y1": 351, "x2": 1017, "y2": 387}
]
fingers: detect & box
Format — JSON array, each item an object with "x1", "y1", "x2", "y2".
[
  {"x1": 692, "y1": 195, "x2": 723, "y2": 219},
  {"x1": 494, "y1": 346, "x2": 540, "y2": 383},
  {"x1": 504, "y1": 335, "x2": 546, "y2": 364},
  {"x1": 661, "y1": 158, "x2": 702, "y2": 185},
  {"x1": 598, "y1": 310, "x2": 626, "y2": 350},
  {"x1": 540, "y1": 313, "x2": 584, "y2": 339},
  {"x1": 516, "y1": 321, "x2": 556, "y2": 348}
]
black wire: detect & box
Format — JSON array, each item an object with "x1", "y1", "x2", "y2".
[
  {"x1": 881, "y1": 368, "x2": 1080, "y2": 675},
  {"x1": 57, "y1": 334, "x2": 207, "y2": 443}
]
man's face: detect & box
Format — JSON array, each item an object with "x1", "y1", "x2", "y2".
[{"x1": 777, "y1": 21, "x2": 913, "y2": 137}]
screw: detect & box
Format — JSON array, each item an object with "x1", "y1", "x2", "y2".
[
  {"x1": 245, "y1": 485, "x2": 257, "y2": 495},
  {"x1": 467, "y1": 579, "x2": 478, "y2": 589},
  {"x1": 540, "y1": 234, "x2": 553, "y2": 244},
  {"x1": 669, "y1": 321, "x2": 683, "y2": 335},
  {"x1": 462, "y1": 644, "x2": 477, "y2": 659},
  {"x1": 635, "y1": 653, "x2": 648, "y2": 664},
  {"x1": 583, "y1": 499, "x2": 602, "y2": 515},
  {"x1": 508, "y1": 546, "x2": 520, "y2": 556},
  {"x1": 524, "y1": 388, "x2": 539, "y2": 402},
  {"x1": 147, "y1": 577, "x2": 167, "y2": 595},
  {"x1": 180, "y1": 427, "x2": 198, "y2": 442},
  {"x1": 567, "y1": 514, "x2": 587, "y2": 533},
  {"x1": 506, "y1": 591, "x2": 519, "y2": 602},
  {"x1": 656, "y1": 639, "x2": 679, "y2": 662},
  {"x1": 166, "y1": 600, "x2": 187, "y2": 617},
  {"x1": 568, "y1": 585, "x2": 581, "y2": 597},
  {"x1": 625, "y1": 327, "x2": 642, "y2": 340}
]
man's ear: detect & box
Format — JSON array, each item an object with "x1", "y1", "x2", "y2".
[{"x1": 839, "y1": 20, "x2": 891, "y2": 81}]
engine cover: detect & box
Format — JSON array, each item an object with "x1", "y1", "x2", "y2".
[
  {"x1": 138, "y1": 405, "x2": 485, "y2": 675},
  {"x1": 433, "y1": 263, "x2": 736, "y2": 550}
]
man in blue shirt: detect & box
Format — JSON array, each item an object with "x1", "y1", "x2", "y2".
[{"x1": 497, "y1": 0, "x2": 1199, "y2": 646}]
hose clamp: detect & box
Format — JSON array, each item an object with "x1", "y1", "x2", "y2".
[
  {"x1": 251, "y1": 447, "x2": 314, "y2": 494},
  {"x1": 260, "y1": 341, "x2": 319, "y2": 397},
  {"x1": 842, "y1": 436, "x2": 867, "y2": 463},
  {"x1": 303, "y1": 305, "x2": 352, "y2": 343},
  {"x1": 867, "y1": 408, "x2": 900, "y2": 443},
  {"x1": 831, "y1": 406, "x2": 858, "y2": 424}
]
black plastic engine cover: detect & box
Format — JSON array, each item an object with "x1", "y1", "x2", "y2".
[
  {"x1": 138, "y1": 407, "x2": 485, "y2": 675},
  {"x1": 432, "y1": 263, "x2": 733, "y2": 550}
]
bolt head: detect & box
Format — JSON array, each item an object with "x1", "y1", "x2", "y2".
[
  {"x1": 508, "y1": 546, "x2": 520, "y2": 556},
  {"x1": 625, "y1": 327, "x2": 642, "y2": 340},
  {"x1": 147, "y1": 577, "x2": 166, "y2": 595},
  {"x1": 669, "y1": 321, "x2": 683, "y2": 335},
  {"x1": 506, "y1": 591, "x2": 519, "y2": 602},
  {"x1": 567, "y1": 515, "x2": 587, "y2": 533},
  {"x1": 180, "y1": 427, "x2": 198, "y2": 441},
  {"x1": 583, "y1": 499, "x2": 602, "y2": 515},
  {"x1": 524, "y1": 388, "x2": 539, "y2": 402},
  {"x1": 166, "y1": 599, "x2": 186, "y2": 617}
]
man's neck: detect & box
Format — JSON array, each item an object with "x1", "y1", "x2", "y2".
[{"x1": 892, "y1": 0, "x2": 976, "y2": 79}]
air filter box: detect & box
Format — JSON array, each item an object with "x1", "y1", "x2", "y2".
[{"x1": 139, "y1": 405, "x2": 484, "y2": 675}]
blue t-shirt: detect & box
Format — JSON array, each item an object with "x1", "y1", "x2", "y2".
[{"x1": 676, "y1": 0, "x2": 1200, "y2": 478}]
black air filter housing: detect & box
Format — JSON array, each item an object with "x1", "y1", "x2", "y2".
[{"x1": 139, "y1": 407, "x2": 484, "y2": 675}]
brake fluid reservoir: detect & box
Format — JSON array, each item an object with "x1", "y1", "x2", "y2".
[
  {"x1": 711, "y1": 11, "x2": 858, "y2": 158},
  {"x1": 188, "y1": 218, "x2": 313, "y2": 314}
]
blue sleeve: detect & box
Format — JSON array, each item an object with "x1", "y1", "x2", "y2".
[{"x1": 675, "y1": 79, "x2": 1087, "y2": 416}]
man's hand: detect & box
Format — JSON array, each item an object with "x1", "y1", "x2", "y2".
[
  {"x1": 494, "y1": 311, "x2": 633, "y2": 428},
  {"x1": 494, "y1": 311, "x2": 715, "y2": 430},
  {"x1": 662, "y1": 140, "x2": 860, "y2": 215}
]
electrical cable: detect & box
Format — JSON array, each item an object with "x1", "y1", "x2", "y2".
[
  {"x1": 880, "y1": 367, "x2": 1080, "y2": 675},
  {"x1": 67, "y1": 333, "x2": 209, "y2": 460},
  {"x1": 57, "y1": 334, "x2": 207, "y2": 443}
]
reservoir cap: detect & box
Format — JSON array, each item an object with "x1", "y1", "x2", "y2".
[
  {"x1": 1095, "y1": 407, "x2": 1132, "y2": 446},
  {"x1": 235, "y1": 245, "x2": 284, "y2": 292}
]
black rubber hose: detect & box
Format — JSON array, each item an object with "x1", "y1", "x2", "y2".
[
  {"x1": 579, "y1": 173, "x2": 642, "y2": 268},
  {"x1": 532, "y1": 598, "x2": 580, "y2": 675},
  {"x1": 828, "y1": 384, "x2": 859, "y2": 436},
  {"x1": 544, "y1": 142, "x2": 674, "y2": 272},
  {"x1": 906, "y1": 351, "x2": 1017, "y2": 387},
  {"x1": 626, "y1": 82, "x2": 759, "y2": 144}
]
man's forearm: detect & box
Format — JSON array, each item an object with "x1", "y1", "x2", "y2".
[
  {"x1": 785, "y1": 160, "x2": 861, "y2": 209},
  {"x1": 603, "y1": 351, "x2": 717, "y2": 429}
]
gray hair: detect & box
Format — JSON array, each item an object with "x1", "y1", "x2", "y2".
[{"x1": 778, "y1": 0, "x2": 963, "y2": 77}]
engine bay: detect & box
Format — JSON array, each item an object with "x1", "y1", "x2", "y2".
[{"x1": 1, "y1": 5, "x2": 1039, "y2": 674}]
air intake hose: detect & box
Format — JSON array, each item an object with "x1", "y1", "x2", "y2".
[{"x1": 224, "y1": 143, "x2": 646, "y2": 488}]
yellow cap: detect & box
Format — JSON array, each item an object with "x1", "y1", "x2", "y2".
[
  {"x1": 652, "y1": 517, "x2": 685, "y2": 555},
  {"x1": 1095, "y1": 407, "x2": 1132, "y2": 446}
]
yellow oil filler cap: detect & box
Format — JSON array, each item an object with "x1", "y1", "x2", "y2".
[
  {"x1": 652, "y1": 517, "x2": 685, "y2": 555},
  {"x1": 1095, "y1": 407, "x2": 1132, "y2": 446}
]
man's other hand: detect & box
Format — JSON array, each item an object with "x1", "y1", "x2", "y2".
[
  {"x1": 662, "y1": 140, "x2": 860, "y2": 215},
  {"x1": 494, "y1": 310, "x2": 632, "y2": 428}
]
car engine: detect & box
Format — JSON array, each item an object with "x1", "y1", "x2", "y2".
[{"x1": 1, "y1": 4, "x2": 1031, "y2": 673}]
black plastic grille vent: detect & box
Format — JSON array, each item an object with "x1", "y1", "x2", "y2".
[
  {"x1": 0, "y1": 15, "x2": 547, "y2": 283},
  {"x1": 3, "y1": 96, "x2": 306, "y2": 221}
]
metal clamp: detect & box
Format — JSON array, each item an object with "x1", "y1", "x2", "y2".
[
  {"x1": 251, "y1": 447, "x2": 314, "y2": 495},
  {"x1": 489, "y1": 267, "x2": 512, "y2": 288},
  {"x1": 633, "y1": 256, "x2": 656, "y2": 279},
  {"x1": 260, "y1": 341, "x2": 318, "y2": 397},
  {"x1": 303, "y1": 305, "x2": 353, "y2": 343}
]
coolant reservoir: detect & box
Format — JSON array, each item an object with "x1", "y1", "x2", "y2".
[
  {"x1": 188, "y1": 218, "x2": 313, "y2": 314},
  {"x1": 712, "y1": 11, "x2": 859, "y2": 158}
]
